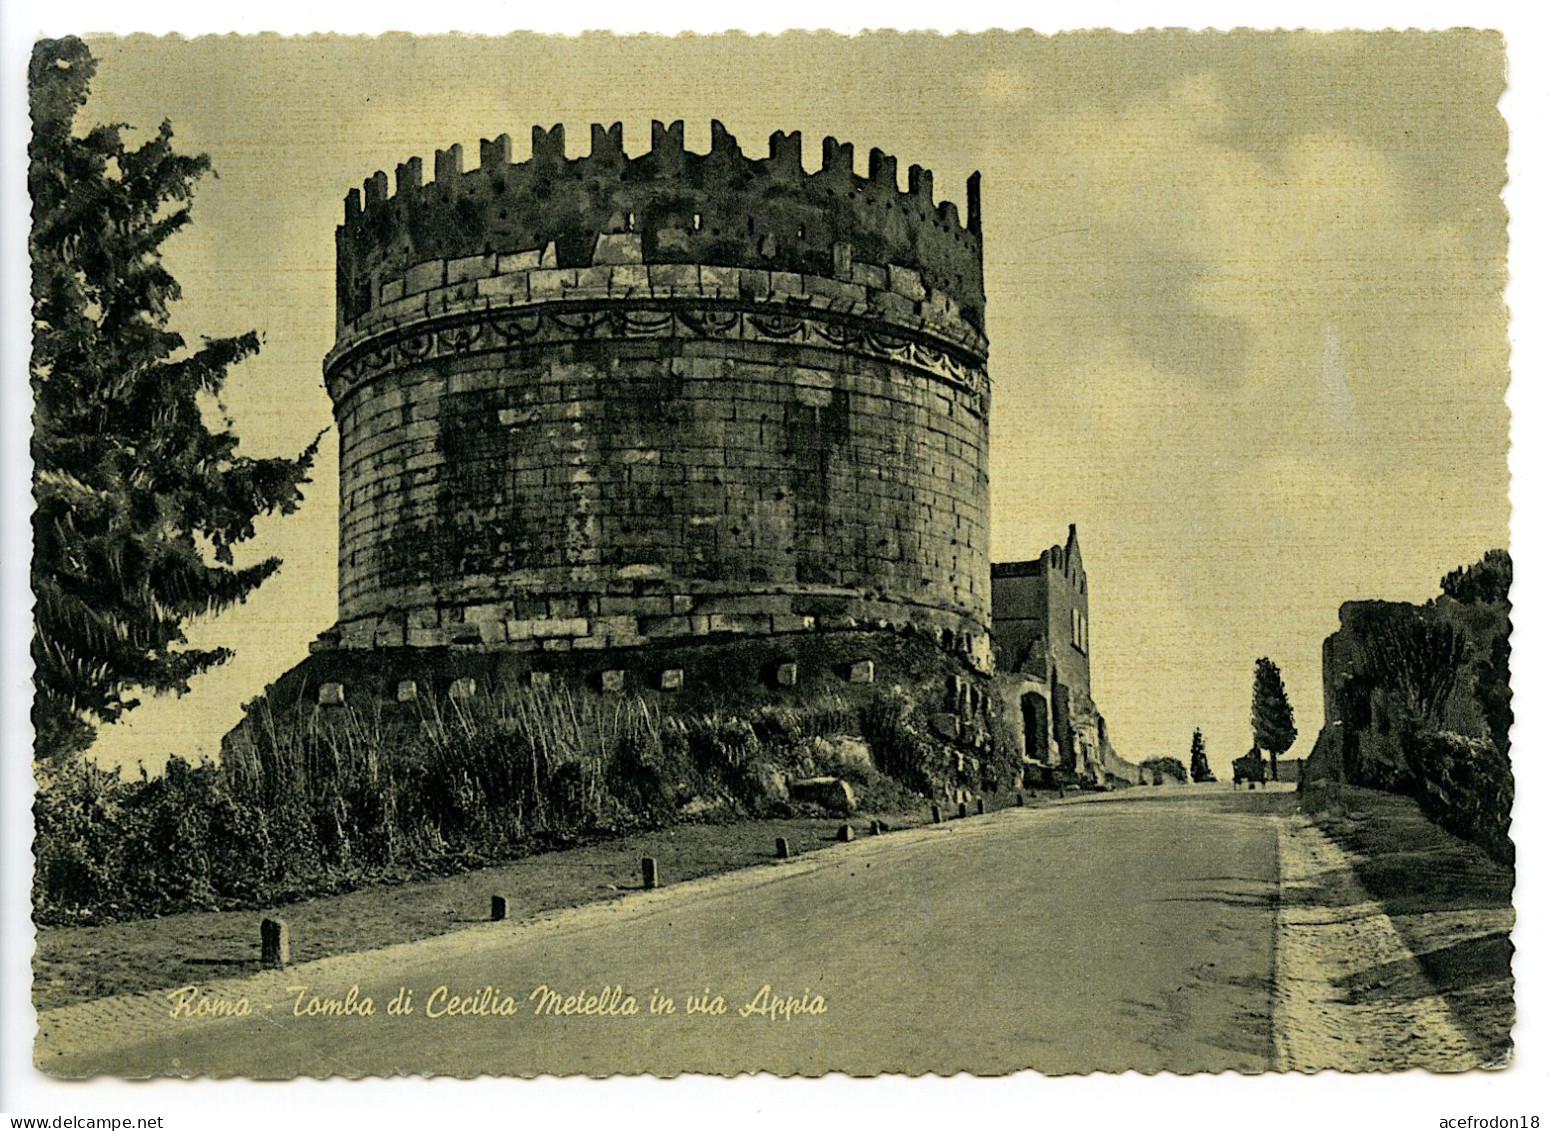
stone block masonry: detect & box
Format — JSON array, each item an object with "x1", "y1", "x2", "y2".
[{"x1": 318, "y1": 121, "x2": 993, "y2": 674}]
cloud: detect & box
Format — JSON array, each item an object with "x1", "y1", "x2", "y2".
[{"x1": 986, "y1": 70, "x2": 1506, "y2": 765}]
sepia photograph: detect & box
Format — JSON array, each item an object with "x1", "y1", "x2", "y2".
[{"x1": 1, "y1": 6, "x2": 1545, "y2": 1123}]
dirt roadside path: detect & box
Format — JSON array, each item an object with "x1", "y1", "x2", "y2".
[{"x1": 1272, "y1": 804, "x2": 1513, "y2": 1071}]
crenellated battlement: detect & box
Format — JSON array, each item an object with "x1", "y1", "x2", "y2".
[
  {"x1": 318, "y1": 118, "x2": 994, "y2": 677},
  {"x1": 335, "y1": 121, "x2": 985, "y2": 330}
]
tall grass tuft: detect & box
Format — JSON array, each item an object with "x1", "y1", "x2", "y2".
[{"x1": 33, "y1": 682, "x2": 888, "y2": 924}]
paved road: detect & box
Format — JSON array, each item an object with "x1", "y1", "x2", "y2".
[{"x1": 41, "y1": 787, "x2": 1294, "y2": 1077}]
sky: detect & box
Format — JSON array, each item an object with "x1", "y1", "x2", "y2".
[{"x1": 69, "y1": 30, "x2": 1509, "y2": 779}]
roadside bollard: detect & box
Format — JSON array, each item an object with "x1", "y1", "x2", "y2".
[
  {"x1": 957, "y1": 801, "x2": 968, "y2": 820},
  {"x1": 1015, "y1": 792, "x2": 1025, "y2": 807},
  {"x1": 837, "y1": 824, "x2": 855, "y2": 842},
  {"x1": 775, "y1": 836, "x2": 791, "y2": 859},
  {"x1": 869, "y1": 819, "x2": 883, "y2": 836},
  {"x1": 976, "y1": 798, "x2": 986, "y2": 816},
  {"x1": 491, "y1": 895, "x2": 508, "y2": 921},
  {"x1": 260, "y1": 917, "x2": 290, "y2": 968},
  {"x1": 931, "y1": 804, "x2": 942, "y2": 824},
  {"x1": 642, "y1": 856, "x2": 659, "y2": 890}
]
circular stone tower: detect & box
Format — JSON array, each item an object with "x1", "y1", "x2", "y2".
[{"x1": 321, "y1": 121, "x2": 991, "y2": 671}]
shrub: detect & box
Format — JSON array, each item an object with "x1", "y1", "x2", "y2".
[
  {"x1": 1402, "y1": 729, "x2": 1514, "y2": 864},
  {"x1": 36, "y1": 673, "x2": 971, "y2": 922},
  {"x1": 859, "y1": 687, "x2": 951, "y2": 797},
  {"x1": 980, "y1": 706, "x2": 1026, "y2": 793},
  {"x1": 1139, "y1": 756, "x2": 1188, "y2": 783}
]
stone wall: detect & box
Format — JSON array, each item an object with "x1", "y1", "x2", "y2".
[
  {"x1": 319, "y1": 123, "x2": 992, "y2": 669},
  {"x1": 990, "y1": 526, "x2": 1093, "y2": 766},
  {"x1": 1042, "y1": 528, "x2": 1091, "y2": 709},
  {"x1": 989, "y1": 524, "x2": 1089, "y2": 698},
  {"x1": 336, "y1": 122, "x2": 984, "y2": 331},
  {"x1": 987, "y1": 570, "x2": 1049, "y2": 674}
]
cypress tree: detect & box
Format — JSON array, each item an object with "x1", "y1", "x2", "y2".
[
  {"x1": 1188, "y1": 728, "x2": 1214, "y2": 783},
  {"x1": 1251, "y1": 658, "x2": 1298, "y2": 781},
  {"x1": 29, "y1": 38, "x2": 318, "y2": 760}
]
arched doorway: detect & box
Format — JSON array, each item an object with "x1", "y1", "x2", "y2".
[{"x1": 1021, "y1": 691, "x2": 1050, "y2": 764}]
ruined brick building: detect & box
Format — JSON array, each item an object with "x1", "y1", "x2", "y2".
[
  {"x1": 991, "y1": 526, "x2": 1133, "y2": 785},
  {"x1": 285, "y1": 121, "x2": 991, "y2": 705}
]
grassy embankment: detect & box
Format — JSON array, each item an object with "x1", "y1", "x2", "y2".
[{"x1": 34, "y1": 632, "x2": 1029, "y2": 1008}]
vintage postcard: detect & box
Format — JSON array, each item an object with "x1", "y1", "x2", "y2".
[{"x1": 16, "y1": 27, "x2": 1516, "y2": 1084}]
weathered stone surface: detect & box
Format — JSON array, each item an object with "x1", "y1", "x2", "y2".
[
  {"x1": 592, "y1": 232, "x2": 643, "y2": 265},
  {"x1": 639, "y1": 615, "x2": 693, "y2": 638},
  {"x1": 827, "y1": 736, "x2": 874, "y2": 770},
  {"x1": 888, "y1": 264, "x2": 927, "y2": 300},
  {"x1": 850, "y1": 261, "x2": 888, "y2": 290},
  {"x1": 757, "y1": 764, "x2": 789, "y2": 800},
  {"x1": 320, "y1": 126, "x2": 993, "y2": 680},
  {"x1": 658, "y1": 668, "x2": 684, "y2": 691},
  {"x1": 497, "y1": 248, "x2": 544, "y2": 272},
  {"x1": 992, "y1": 525, "x2": 1105, "y2": 779},
  {"x1": 261, "y1": 918, "x2": 290, "y2": 968},
  {"x1": 600, "y1": 669, "x2": 625, "y2": 693},
  {"x1": 396, "y1": 680, "x2": 419, "y2": 702},
  {"x1": 789, "y1": 776, "x2": 856, "y2": 813},
  {"x1": 775, "y1": 661, "x2": 799, "y2": 687},
  {"x1": 403, "y1": 259, "x2": 450, "y2": 296},
  {"x1": 930, "y1": 712, "x2": 962, "y2": 740},
  {"x1": 317, "y1": 682, "x2": 346, "y2": 706},
  {"x1": 447, "y1": 252, "x2": 497, "y2": 285},
  {"x1": 448, "y1": 677, "x2": 477, "y2": 701},
  {"x1": 846, "y1": 660, "x2": 876, "y2": 684},
  {"x1": 308, "y1": 629, "x2": 340, "y2": 654},
  {"x1": 531, "y1": 617, "x2": 589, "y2": 639},
  {"x1": 708, "y1": 613, "x2": 771, "y2": 635}
]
